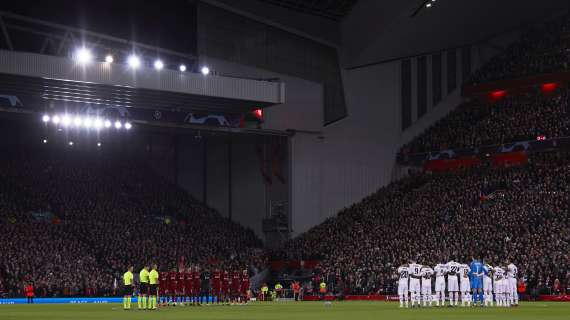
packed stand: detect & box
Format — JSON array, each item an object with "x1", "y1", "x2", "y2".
[
  {"x1": 401, "y1": 89, "x2": 570, "y2": 154},
  {"x1": 0, "y1": 147, "x2": 262, "y2": 297},
  {"x1": 469, "y1": 13, "x2": 570, "y2": 84},
  {"x1": 279, "y1": 151, "x2": 570, "y2": 296}
]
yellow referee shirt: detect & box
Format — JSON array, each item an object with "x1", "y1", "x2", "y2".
[
  {"x1": 149, "y1": 269, "x2": 159, "y2": 285},
  {"x1": 139, "y1": 268, "x2": 150, "y2": 284},
  {"x1": 123, "y1": 271, "x2": 133, "y2": 286}
]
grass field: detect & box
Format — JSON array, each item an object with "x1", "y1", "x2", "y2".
[{"x1": 1, "y1": 301, "x2": 569, "y2": 320}]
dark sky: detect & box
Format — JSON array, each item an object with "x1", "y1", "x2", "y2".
[{"x1": 0, "y1": 0, "x2": 197, "y2": 54}]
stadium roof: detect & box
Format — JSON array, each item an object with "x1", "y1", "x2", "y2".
[{"x1": 254, "y1": 0, "x2": 359, "y2": 21}]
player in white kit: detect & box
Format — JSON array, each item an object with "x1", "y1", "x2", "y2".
[
  {"x1": 397, "y1": 264, "x2": 410, "y2": 308},
  {"x1": 483, "y1": 264, "x2": 494, "y2": 307},
  {"x1": 459, "y1": 264, "x2": 471, "y2": 307},
  {"x1": 493, "y1": 266, "x2": 507, "y2": 307},
  {"x1": 408, "y1": 260, "x2": 422, "y2": 307},
  {"x1": 433, "y1": 263, "x2": 447, "y2": 307},
  {"x1": 420, "y1": 266, "x2": 434, "y2": 307},
  {"x1": 445, "y1": 260, "x2": 460, "y2": 306},
  {"x1": 506, "y1": 261, "x2": 519, "y2": 306}
]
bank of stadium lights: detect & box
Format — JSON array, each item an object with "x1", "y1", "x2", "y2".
[
  {"x1": 73, "y1": 47, "x2": 198, "y2": 74},
  {"x1": 42, "y1": 114, "x2": 132, "y2": 131}
]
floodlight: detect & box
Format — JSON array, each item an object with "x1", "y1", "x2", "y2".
[
  {"x1": 127, "y1": 55, "x2": 141, "y2": 69},
  {"x1": 114, "y1": 121, "x2": 122, "y2": 129},
  {"x1": 42, "y1": 114, "x2": 50, "y2": 123},
  {"x1": 154, "y1": 59, "x2": 164, "y2": 70},
  {"x1": 201, "y1": 66, "x2": 210, "y2": 75},
  {"x1": 179, "y1": 64, "x2": 187, "y2": 72},
  {"x1": 75, "y1": 47, "x2": 93, "y2": 64},
  {"x1": 105, "y1": 55, "x2": 114, "y2": 63},
  {"x1": 125, "y1": 122, "x2": 132, "y2": 130},
  {"x1": 104, "y1": 120, "x2": 112, "y2": 128},
  {"x1": 52, "y1": 115, "x2": 61, "y2": 124}
]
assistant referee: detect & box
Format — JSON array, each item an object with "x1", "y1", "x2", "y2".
[
  {"x1": 138, "y1": 265, "x2": 150, "y2": 310},
  {"x1": 122, "y1": 266, "x2": 134, "y2": 310},
  {"x1": 149, "y1": 264, "x2": 159, "y2": 310}
]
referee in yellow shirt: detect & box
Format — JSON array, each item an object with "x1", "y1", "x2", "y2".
[
  {"x1": 138, "y1": 265, "x2": 150, "y2": 310},
  {"x1": 123, "y1": 266, "x2": 134, "y2": 310},
  {"x1": 149, "y1": 264, "x2": 159, "y2": 310}
]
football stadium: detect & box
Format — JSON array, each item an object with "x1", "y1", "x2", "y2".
[{"x1": 0, "y1": 0, "x2": 569, "y2": 319}]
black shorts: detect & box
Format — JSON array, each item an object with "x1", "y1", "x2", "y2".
[
  {"x1": 123, "y1": 285, "x2": 133, "y2": 296},
  {"x1": 149, "y1": 284, "x2": 158, "y2": 295},
  {"x1": 140, "y1": 283, "x2": 149, "y2": 295}
]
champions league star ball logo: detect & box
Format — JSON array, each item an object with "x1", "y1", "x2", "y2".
[{"x1": 153, "y1": 110, "x2": 162, "y2": 120}]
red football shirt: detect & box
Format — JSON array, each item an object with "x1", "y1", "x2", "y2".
[
  {"x1": 168, "y1": 271, "x2": 178, "y2": 291},
  {"x1": 185, "y1": 272, "x2": 194, "y2": 293},
  {"x1": 231, "y1": 271, "x2": 240, "y2": 293},
  {"x1": 222, "y1": 271, "x2": 230, "y2": 294},
  {"x1": 241, "y1": 273, "x2": 250, "y2": 294}
]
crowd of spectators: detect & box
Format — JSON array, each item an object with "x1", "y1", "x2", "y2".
[
  {"x1": 401, "y1": 90, "x2": 570, "y2": 154},
  {"x1": 279, "y1": 151, "x2": 570, "y2": 296},
  {"x1": 401, "y1": 12, "x2": 570, "y2": 156},
  {"x1": 469, "y1": 13, "x2": 570, "y2": 84},
  {"x1": 0, "y1": 147, "x2": 263, "y2": 297}
]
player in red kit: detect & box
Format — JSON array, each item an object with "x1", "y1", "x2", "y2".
[
  {"x1": 177, "y1": 270, "x2": 186, "y2": 305},
  {"x1": 231, "y1": 270, "x2": 241, "y2": 304},
  {"x1": 168, "y1": 270, "x2": 178, "y2": 305},
  {"x1": 240, "y1": 270, "x2": 250, "y2": 304},
  {"x1": 159, "y1": 271, "x2": 169, "y2": 306},
  {"x1": 221, "y1": 270, "x2": 230, "y2": 304},
  {"x1": 211, "y1": 269, "x2": 221, "y2": 303},
  {"x1": 193, "y1": 266, "x2": 201, "y2": 305},
  {"x1": 185, "y1": 267, "x2": 194, "y2": 305}
]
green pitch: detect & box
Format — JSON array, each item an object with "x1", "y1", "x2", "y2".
[{"x1": 1, "y1": 301, "x2": 569, "y2": 320}]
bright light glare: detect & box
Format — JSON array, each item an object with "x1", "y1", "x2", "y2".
[
  {"x1": 154, "y1": 59, "x2": 164, "y2": 70},
  {"x1": 201, "y1": 66, "x2": 210, "y2": 75},
  {"x1": 73, "y1": 117, "x2": 83, "y2": 127},
  {"x1": 125, "y1": 122, "x2": 132, "y2": 130},
  {"x1": 105, "y1": 55, "x2": 114, "y2": 63},
  {"x1": 43, "y1": 139, "x2": 48, "y2": 144},
  {"x1": 68, "y1": 141, "x2": 74, "y2": 146},
  {"x1": 426, "y1": 3, "x2": 432, "y2": 7},
  {"x1": 114, "y1": 121, "x2": 122, "y2": 129},
  {"x1": 97, "y1": 142, "x2": 102, "y2": 147},
  {"x1": 127, "y1": 55, "x2": 141, "y2": 69},
  {"x1": 179, "y1": 64, "x2": 187, "y2": 72},
  {"x1": 104, "y1": 120, "x2": 112, "y2": 128},
  {"x1": 62, "y1": 115, "x2": 71, "y2": 126},
  {"x1": 75, "y1": 47, "x2": 93, "y2": 64},
  {"x1": 52, "y1": 115, "x2": 60, "y2": 124},
  {"x1": 42, "y1": 114, "x2": 50, "y2": 122},
  {"x1": 83, "y1": 118, "x2": 92, "y2": 128},
  {"x1": 94, "y1": 118, "x2": 103, "y2": 129}
]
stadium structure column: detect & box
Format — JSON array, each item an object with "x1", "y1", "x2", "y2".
[
  {"x1": 228, "y1": 137, "x2": 233, "y2": 221},
  {"x1": 203, "y1": 138, "x2": 208, "y2": 204}
]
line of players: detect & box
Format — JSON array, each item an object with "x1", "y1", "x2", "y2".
[
  {"x1": 158, "y1": 267, "x2": 250, "y2": 306},
  {"x1": 397, "y1": 257, "x2": 519, "y2": 308}
]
